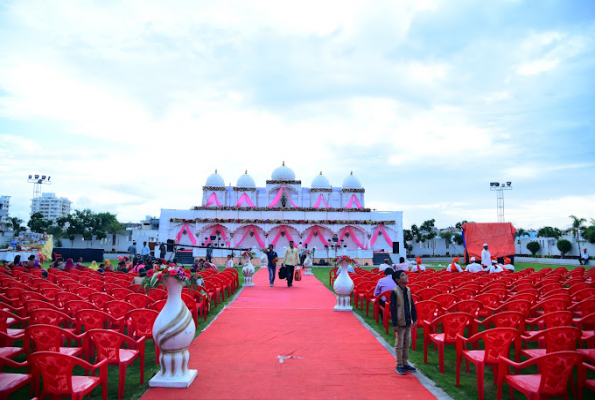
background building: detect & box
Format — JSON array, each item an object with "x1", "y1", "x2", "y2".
[
  {"x1": 160, "y1": 163, "x2": 404, "y2": 265},
  {"x1": 0, "y1": 196, "x2": 10, "y2": 233},
  {"x1": 30, "y1": 193, "x2": 72, "y2": 222}
]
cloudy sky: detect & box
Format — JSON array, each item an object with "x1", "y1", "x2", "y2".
[{"x1": 0, "y1": 0, "x2": 594, "y2": 230}]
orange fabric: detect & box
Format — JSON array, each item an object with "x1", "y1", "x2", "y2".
[
  {"x1": 503, "y1": 257, "x2": 511, "y2": 264},
  {"x1": 463, "y1": 222, "x2": 517, "y2": 260},
  {"x1": 416, "y1": 257, "x2": 422, "y2": 265},
  {"x1": 450, "y1": 257, "x2": 459, "y2": 272}
]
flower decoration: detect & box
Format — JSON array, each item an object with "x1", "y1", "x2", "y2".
[
  {"x1": 334, "y1": 254, "x2": 356, "y2": 266},
  {"x1": 142, "y1": 263, "x2": 203, "y2": 291},
  {"x1": 171, "y1": 217, "x2": 395, "y2": 225},
  {"x1": 242, "y1": 251, "x2": 256, "y2": 259}
]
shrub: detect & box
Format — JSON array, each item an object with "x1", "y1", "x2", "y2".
[
  {"x1": 526, "y1": 241, "x2": 540, "y2": 255},
  {"x1": 556, "y1": 239, "x2": 572, "y2": 258}
]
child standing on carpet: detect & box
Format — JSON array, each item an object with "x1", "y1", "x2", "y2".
[{"x1": 390, "y1": 270, "x2": 417, "y2": 375}]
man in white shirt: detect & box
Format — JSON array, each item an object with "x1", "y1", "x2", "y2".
[
  {"x1": 481, "y1": 243, "x2": 491, "y2": 268},
  {"x1": 447, "y1": 257, "x2": 463, "y2": 272},
  {"x1": 410, "y1": 257, "x2": 425, "y2": 273},
  {"x1": 488, "y1": 259, "x2": 504, "y2": 274},
  {"x1": 379, "y1": 259, "x2": 392, "y2": 272},
  {"x1": 284, "y1": 241, "x2": 300, "y2": 287},
  {"x1": 393, "y1": 257, "x2": 409, "y2": 272},
  {"x1": 465, "y1": 257, "x2": 484, "y2": 273},
  {"x1": 580, "y1": 248, "x2": 590, "y2": 265},
  {"x1": 502, "y1": 257, "x2": 515, "y2": 271}
]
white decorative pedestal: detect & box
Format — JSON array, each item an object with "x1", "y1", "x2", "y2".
[
  {"x1": 150, "y1": 278, "x2": 197, "y2": 388},
  {"x1": 303, "y1": 256, "x2": 313, "y2": 275},
  {"x1": 333, "y1": 260, "x2": 354, "y2": 311},
  {"x1": 242, "y1": 256, "x2": 255, "y2": 287}
]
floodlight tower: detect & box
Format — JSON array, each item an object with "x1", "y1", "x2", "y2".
[
  {"x1": 489, "y1": 181, "x2": 512, "y2": 222},
  {"x1": 27, "y1": 174, "x2": 52, "y2": 198}
]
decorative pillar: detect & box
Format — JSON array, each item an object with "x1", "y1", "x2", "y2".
[
  {"x1": 333, "y1": 259, "x2": 354, "y2": 311},
  {"x1": 242, "y1": 253, "x2": 255, "y2": 286},
  {"x1": 150, "y1": 278, "x2": 197, "y2": 388}
]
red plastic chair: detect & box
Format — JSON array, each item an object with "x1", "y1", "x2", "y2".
[
  {"x1": 181, "y1": 293, "x2": 200, "y2": 329},
  {"x1": 524, "y1": 311, "x2": 574, "y2": 345},
  {"x1": 490, "y1": 299, "x2": 532, "y2": 317},
  {"x1": 573, "y1": 288, "x2": 595, "y2": 302},
  {"x1": 126, "y1": 309, "x2": 159, "y2": 365},
  {"x1": 111, "y1": 288, "x2": 135, "y2": 300},
  {"x1": 417, "y1": 288, "x2": 441, "y2": 301},
  {"x1": 432, "y1": 294, "x2": 458, "y2": 313},
  {"x1": 18, "y1": 291, "x2": 53, "y2": 305},
  {"x1": 73, "y1": 286, "x2": 96, "y2": 300},
  {"x1": 452, "y1": 288, "x2": 476, "y2": 301},
  {"x1": 88, "y1": 293, "x2": 115, "y2": 309},
  {"x1": 30, "y1": 351, "x2": 107, "y2": 400},
  {"x1": 530, "y1": 298, "x2": 570, "y2": 317},
  {"x1": 63, "y1": 300, "x2": 98, "y2": 317},
  {"x1": 146, "y1": 288, "x2": 168, "y2": 303},
  {"x1": 29, "y1": 308, "x2": 76, "y2": 334},
  {"x1": 75, "y1": 309, "x2": 122, "y2": 360},
  {"x1": 24, "y1": 299, "x2": 61, "y2": 314},
  {"x1": 579, "y1": 361, "x2": 595, "y2": 400},
  {"x1": 373, "y1": 290, "x2": 393, "y2": 323},
  {"x1": 54, "y1": 292, "x2": 82, "y2": 309},
  {"x1": 447, "y1": 299, "x2": 483, "y2": 319},
  {"x1": 124, "y1": 293, "x2": 150, "y2": 309},
  {"x1": 521, "y1": 326, "x2": 581, "y2": 360},
  {"x1": 151, "y1": 299, "x2": 167, "y2": 312},
  {"x1": 329, "y1": 267, "x2": 338, "y2": 286},
  {"x1": 104, "y1": 300, "x2": 135, "y2": 330},
  {"x1": 0, "y1": 309, "x2": 28, "y2": 344},
  {"x1": 497, "y1": 351, "x2": 583, "y2": 400},
  {"x1": 424, "y1": 312, "x2": 473, "y2": 372},
  {"x1": 0, "y1": 356, "x2": 31, "y2": 399},
  {"x1": 412, "y1": 300, "x2": 441, "y2": 351},
  {"x1": 24, "y1": 324, "x2": 84, "y2": 359},
  {"x1": 86, "y1": 329, "x2": 145, "y2": 399},
  {"x1": 456, "y1": 328, "x2": 521, "y2": 400},
  {"x1": 474, "y1": 293, "x2": 500, "y2": 318}
]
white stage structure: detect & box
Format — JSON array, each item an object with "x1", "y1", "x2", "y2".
[{"x1": 159, "y1": 163, "x2": 403, "y2": 265}]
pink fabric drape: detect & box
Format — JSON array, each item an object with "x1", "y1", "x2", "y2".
[
  {"x1": 369, "y1": 225, "x2": 393, "y2": 248},
  {"x1": 313, "y1": 194, "x2": 329, "y2": 208},
  {"x1": 270, "y1": 226, "x2": 297, "y2": 246},
  {"x1": 338, "y1": 226, "x2": 367, "y2": 249},
  {"x1": 303, "y1": 226, "x2": 330, "y2": 246},
  {"x1": 174, "y1": 223, "x2": 197, "y2": 245},
  {"x1": 268, "y1": 186, "x2": 298, "y2": 208},
  {"x1": 344, "y1": 194, "x2": 363, "y2": 209},
  {"x1": 236, "y1": 193, "x2": 255, "y2": 207},
  {"x1": 204, "y1": 224, "x2": 231, "y2": 247},
  {"x1": 205, "y1": 192, "x2": 223, "y2": 207},
  {"x1": 235, "y1": 225, "x2": 265, "y2": 248}
]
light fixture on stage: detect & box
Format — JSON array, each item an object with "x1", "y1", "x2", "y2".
[
  {"x1": 506, "y1": 182, "x2": 511, "y2": 186},
  {"x1": 41, "y1": 175, "x2": 46, "y2": 180},
  {"x1": 34, "y1": 175, "x2": 39, "y2": 179},
  {"x1": 47, "y1": 176, "x2": 51, "y2": 181},
  {"x1": 28, "y1": 175, "x2": 32, "y2": 179}
]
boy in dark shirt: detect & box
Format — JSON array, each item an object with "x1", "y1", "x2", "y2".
[{"x1": 390, "y1": 270, "x2": 418, "y2": 375}]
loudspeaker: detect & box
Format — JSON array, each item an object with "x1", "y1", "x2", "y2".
[
  {"x1": 332, "y1": 237, "x2": 339, "y2": 243},
  {"x1": 210, "y1": 235, "x2": 217, "y2": 240},
  {"x1": 392, "y1": 242, "x2": 399, "y2": 254},
  {"x1": 166, "y1": 239, "x2": 175, "y2": 252}
]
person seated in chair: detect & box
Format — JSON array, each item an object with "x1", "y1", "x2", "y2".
[
  {"x1": 63, "y1": 258, "x2": 76, "y2": 271},
  {"x1": 22, "y1": 255, "x2": 42, "y2": 269},
  {"x1": 487, "y1": 259, "x2": 504, "y2": 274},
  {"x1": 374, "y1": 268, "x2": 396, "y2": 314},
  {"x1": 393, "y1": 257, "x2": 409, "y2": 272},
  {"x1": 379, "y1": 258, "x2": 392, "y2": 272},
  {"x1": 132, "y1": 268, "x2": 146, "y2": 285},
  {"x1": 117, "y1": 260, "x2": 128, "y2": 273},
  {"x1": 446, "y1": 257, "x2": 463, "y2": 272},
  {"x1": 191, "y1": 259, "x2": 205, "y2": 273},
  {"x1": 464, "y1": 257, "x2": 484, "y2": 273},
  {"x1": 502, "y1": 257, "x2": 515, "y2": 272}
]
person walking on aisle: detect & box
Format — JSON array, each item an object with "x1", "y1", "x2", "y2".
[
  {"x1": 265, "y1": 245, "x2": 278, "y2": 287},
  {"x1": 284, "y1": 241, "x2": 299, "y2": 287}
]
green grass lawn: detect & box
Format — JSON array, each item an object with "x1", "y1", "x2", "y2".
[
  {"x1": 8, "y1": 266, "x2": 255, "y2": 400},
  {"x1": 310, "y1": 263, "x2": 591, "y2": 400}
]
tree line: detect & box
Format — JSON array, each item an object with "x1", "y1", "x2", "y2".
[{"x1": 9, "y1": 209, "x2": 127, "y2": 247}]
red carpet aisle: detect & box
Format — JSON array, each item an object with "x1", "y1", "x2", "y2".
[{"x1": 141, "y1": 270, "x2": 437, "y2": 400}]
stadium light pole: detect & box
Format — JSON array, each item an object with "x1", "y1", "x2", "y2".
[
  {"x1": 489, "y1": 182, "x2": 512, "y2": 222},
  {"x1": 27, "y1": 174, "x2": 52, "y2": 199}
]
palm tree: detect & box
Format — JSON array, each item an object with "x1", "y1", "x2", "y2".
[
  {"x1": 515, "y1": 228, "x2": 529, "y2": 254},
  {"x1": 105, "y1": 220, "x2": 127, "y2": 252},
  {"x1": 9, "y1": 217, "x2": 25, "y2": 237},
  {"x1": 569, "y1": 215, "x2": 587, "y2": 255}
]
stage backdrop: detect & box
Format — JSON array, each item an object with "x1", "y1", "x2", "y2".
[{"x1": 462, "y1": 223, "x2": 517, "y2": 260}]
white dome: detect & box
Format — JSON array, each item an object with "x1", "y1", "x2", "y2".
[
  {"x1": 342, "y1": 171, "x2": 362, "y2": 189},
  {"x1": 311, "y1": 171, "x2": 331, "y2": 189},
  {"x1": 205, "y1": 170, "x2": 225, "y2": 187},
  {"x1": 237, "y1": 170, "x2": 256, "y2": 187},
  {"x1": 271, "y1": 162, "x2": 296, "y2": 181}
]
